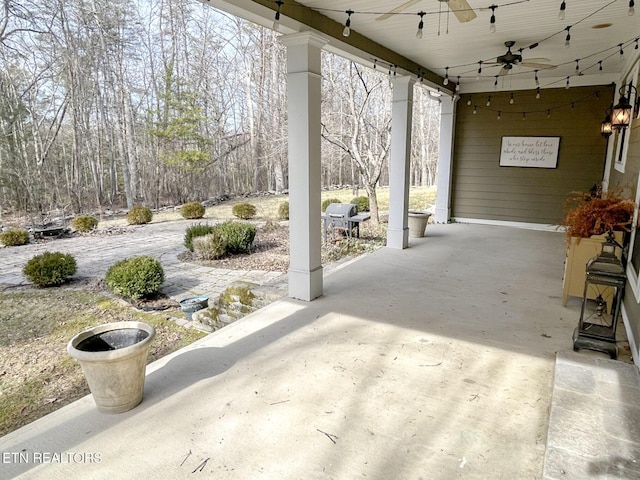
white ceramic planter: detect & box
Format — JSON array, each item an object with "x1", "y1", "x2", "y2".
[
  {"x1": 67, "y1": 321, "x2": 155, "y2": 414},
  {"x1": 408, "y1": 211, "x2": 431, "y2": 238}
]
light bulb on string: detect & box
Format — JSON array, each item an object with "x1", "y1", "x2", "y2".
[
  {"x1": 565, "y1": 26, "x2": 571, "y2": 48},
  {"x1": 416, "y1": 12, "x2": 426, "y2": 39},
  {"x1": 489, "y1": 5, "x2": 497, "y2": 33},
  {"x1": 476, "y1": 61, "x2": 483, "y2": 80},
  {"x1": 536, "y1": 87, "x2": 541, "y2": 99},
  {"x1": 535, "y1": 70, "x2": 539, "y2": 86},
  {"x1": 467, "y1": 96, "x2": 472, "y2": 106},
  {"x1": 494, "y1": 76, "x2": 498, "y2": 89},
  {"x1": 559, "y1": 1, "x2": 566, "y2": 20},
  {"x1": 598, "y1": 60, "x2": 603, "y2": 71},
  {"x1": 273, "y1": 0, "x2": 283, "y2": 31},
  {"x1": 497, "y1": 111, "x2": 501, "y2": 120},
  {"x1": 619, "y1": 43, "x2": 624, "y2": 57},
  {"x1": 565, "y1": 76, "x2": 570, "y2": 89},
  {"x1": 456, "y1": 76, "x2": 461, "y2": 92},
  {"x1": 443, "y1": 67, "x2": 449, "y2": 86},
  {"x1": 343, "y1": 10, "x2": 353, "y2": 37},
  {"x1": 522, "y1": 112, "x2": 526, "y2": 121},
  {"x1": 486, "y1": 96, "x2": 491, "y2": 107},
  {"x1": 630, "y1": 0, "x2": 635, "y2": 15},
  {"x1": 636, "y1": 38, "x2": 639, "y2": 49},
  {"x1": 510, "y1": 93, "x2": 515, "y2": 104},
  {"x1": 473, "y1": 106, "x2": 477, "y2": 115},
  {"x1": 547, "y1": 109, "x2": 551, "y2": 119},
  {"x1": 575, "y1": 59, "x2": 580, "y2": 72}
]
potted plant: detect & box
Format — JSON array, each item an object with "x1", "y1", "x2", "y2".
[
  {"x1": 560, "y1": 185, "x2": 635, "y2": 306},
  {"x1": 407, "y1": 210, "x2": 432, "y2": 238}
]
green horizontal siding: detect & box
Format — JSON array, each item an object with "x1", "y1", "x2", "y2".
[{"x1": 452, "y1": 85, "x2": 613, "y2": 225}]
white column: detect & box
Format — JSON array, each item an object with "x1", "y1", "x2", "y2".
[
  {"x1": 279, "y1": 32, "x2": 328, "y2": 301},
  {"x1": 387, "y1": 76, "x2": 415, "y2": 249},
  {"x1": 434, "y1": 95, "x2": 457, "y2": 223}
]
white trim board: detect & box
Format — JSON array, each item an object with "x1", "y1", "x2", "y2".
[
  {"x1": 452, "y1": 217, "x2": 562, "y2": 232},
  {"x1": 622, "y1": 302, "x2": 640, "y2": 368}
]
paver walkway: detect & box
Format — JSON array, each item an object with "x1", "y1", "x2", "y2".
[{"x1": 0, "y1": 220, "x2": 287, "y2": 304}]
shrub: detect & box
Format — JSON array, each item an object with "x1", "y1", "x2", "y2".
[
  {"x1": 214, "y1": 221, "x2": 256, "y2": 254},
  {"x1": 0, "y1": 228, "x2": 29, "y2": 246},
  {"x1": 232, "y1": 202, "x2": 257, "y2": 220},
  {"x1": 321, "y1": 198, "x2": 341, "y2": 212},
  {"x1": 105, "y1": 256, "x2": 164, "y2": 300},
  {"x1": 180, "y1": 201, "x2": 205, "y2": 220},
  {"x1": 184, "y1": 223, "x2": 216, "y2": 252},
  {"x1": 193, "y1": 232, "x2": 227, "y2": 260},
  {"x1": 126, "y1": 205, "x2": 153, "y2": 225},
  {"x1": 71, "y1": 215, "x2": 98, "y2": 232},
  {"x1": 278, "y1": 201, "x2": 289, "y2": 220},
  {"x1": 351, "y1": 196, "x2": 370, "y2": 212},
  {"x1": 23, "y1": 251, "x2": 77, "y2": 287}
]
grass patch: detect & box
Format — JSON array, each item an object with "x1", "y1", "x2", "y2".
[{"x1": 0, "y1": 288, "x2": 205, "y2": 436}]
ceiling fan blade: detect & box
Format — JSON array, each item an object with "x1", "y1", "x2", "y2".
[
  {"x1": 376, "y1": 0, "x2": 422, "y2": 21},
  {"x1": 447, "y1": 0, "x2": 478, "y2": 23},
  {"x1": 524, "y1": 58, "x2": 551, "y2": 64},
  {"x1": 519, "y1": 62, "x2": 556, "y2": 70}
]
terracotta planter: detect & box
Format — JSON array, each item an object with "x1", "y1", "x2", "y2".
[
  {"x1": 67, "y1": 321, "x2": 155, "y2": 414},
  {"x1": 408, "y1": 211, "x2": 431, "y2": 238}
]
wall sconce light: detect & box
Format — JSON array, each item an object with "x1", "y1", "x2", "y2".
[
  {"x1": 611, "y1": 83, "x2": 638, "y2": 130},
  {"x1": 601, "y1": 105, "x2": 613, "y2": 137}
]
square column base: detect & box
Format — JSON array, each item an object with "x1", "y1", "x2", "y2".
[
  {"x1": 288, "y1": 266, "x2": 323, "y2": 301},
  {"x1": 386, "y1": 227, "x2": 409, "y2": 250}
]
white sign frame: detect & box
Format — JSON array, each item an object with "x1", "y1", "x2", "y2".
[{"x1": 499, "y1": 136, "x2": 560, "y2": 168}]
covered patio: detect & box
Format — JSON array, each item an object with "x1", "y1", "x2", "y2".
[{"x1": 2, "y1": 224, "x2": 639, "y2": 478}]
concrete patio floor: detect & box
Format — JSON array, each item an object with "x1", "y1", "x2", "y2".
[{"x1": 1, "y1": 223, "x2": 639, "y2": 479}]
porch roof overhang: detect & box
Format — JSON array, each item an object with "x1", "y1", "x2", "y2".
[{"x1": 201, "y1": 0, "x2": 639, "y2": 93}]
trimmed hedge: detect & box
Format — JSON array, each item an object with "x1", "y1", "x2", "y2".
[
  {"x1": 180, "y1": 201, "x2": 205, "y2": 220},
  {"x1": 232, "y1": 202, "x2": 257, "y2": 220},
  {"x1": 126, "y1": 205, "x2": 153, "y2": 225},
  {"x1": 193, "y1": 232, "x2": 227, "y2": 260},
  {"x1": 321, "y1": 198, "x2": 341, "y2": 212},
  {"x1": 184, "y1": 223, "x2": 216, "y2": 252},
  {"x1": 105, "y1": 256, "x2": 164, "y2": 300},
  {"x1": 23, "y1": 251, "x2": 77, "y2": 287},
  {"x1": 351, "y1": 196, "x2": 370, "y2": 212},
  {"x1": 0, "y1": 228, "x2": 29, "y2": 246},
  {"x1": 278, "y1": 201, "x2": 289, "y2": 220},
  {"x1": 71, "y1": 215, "x2": 98, "y2": 232},
  {"x1": 215, "y1": 221, "x2": 256, "y2": 254}
]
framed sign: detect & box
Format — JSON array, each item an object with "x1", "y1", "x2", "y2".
[{"x1": 499, "y1": 136, "x2": 560, "y2": 168}]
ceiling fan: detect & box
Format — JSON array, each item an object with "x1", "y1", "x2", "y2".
[
  {"x1": 377, "y1": 0, "x2": 477, "y2": 23},
  {"x1": 486, "y1": 41, "x2": 556, "y2": 76}
]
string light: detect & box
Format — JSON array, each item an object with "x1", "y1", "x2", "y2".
[
  {"x1": 467, "y1": 96, "x2": 472, "y2": 106},
  {"x1": 486, "y1": 96, "x2": 491, "y2": 107},
  {"x1": 273, "y1": 0, "x2": 283, "y2": 31},
  {"x1": 489, "y1": 5, "x2": 497, "y2": 33},
  {"x1": 373, "y1": 59, "x2": 377, "y2": 69},
  {"x1": 636, "y1": 38, "x2": 639, "y2": 49},
  {"x1": 509, "y1": 93, "x2": 515, "y2": 104},
  {"x1": 476, "y1": 61, "x2": 483, "y2": 80},
  {"x1": 565, "y1": 26, "x2": 571, "y2": 48},
  {"x1": 343, "y1": 10, "x2": 353, "y2": 37},
  {"x1": 565, "y1": 76, "x2": 570, "y2": 89},
  {"x1": 547, "y1": 109, "x2": 551, "y2": 119},
  {"x1": 575, "y1": 59, "x2": 580, "y2": 71},
  {"x1": 494, "y1": 76, "x2": 498, "y2": 88},
  {"x1": 619, "y1": 43, "x2": 624, "y2": 57},
  {"x1": 629, "y1": 0, "x2": 635, "y2": 15},
  {"x1": 522, "y1": 112, "x2": 526, "y2": 121},
  {"x1": 534, "y1": 70, "x2": 539, "y2": 86},
  {"x1": 456, "y1": 76, "x2": 461, "y2": 92},
  {"x1": 599, "y1": 60, "x2": 603, "y2": 71},
  {"x1": 416, "y1": 12, "x2": 425, "y2": 39},
  {"x1": 497, "y1": 111, "x2": 501, "y2": 120},
  {"x1": 473, "y1": 105, "x2": 477, "y2": 114},
  {"x1": 536, "y1": 87, "x2": 541, "y2": 99},
  {"x1": 443, "y1": 67, "x2": 449, "y2": 85},
  {"x1": 559, "y1": 1, "x2": 566, "y2": 20}
]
